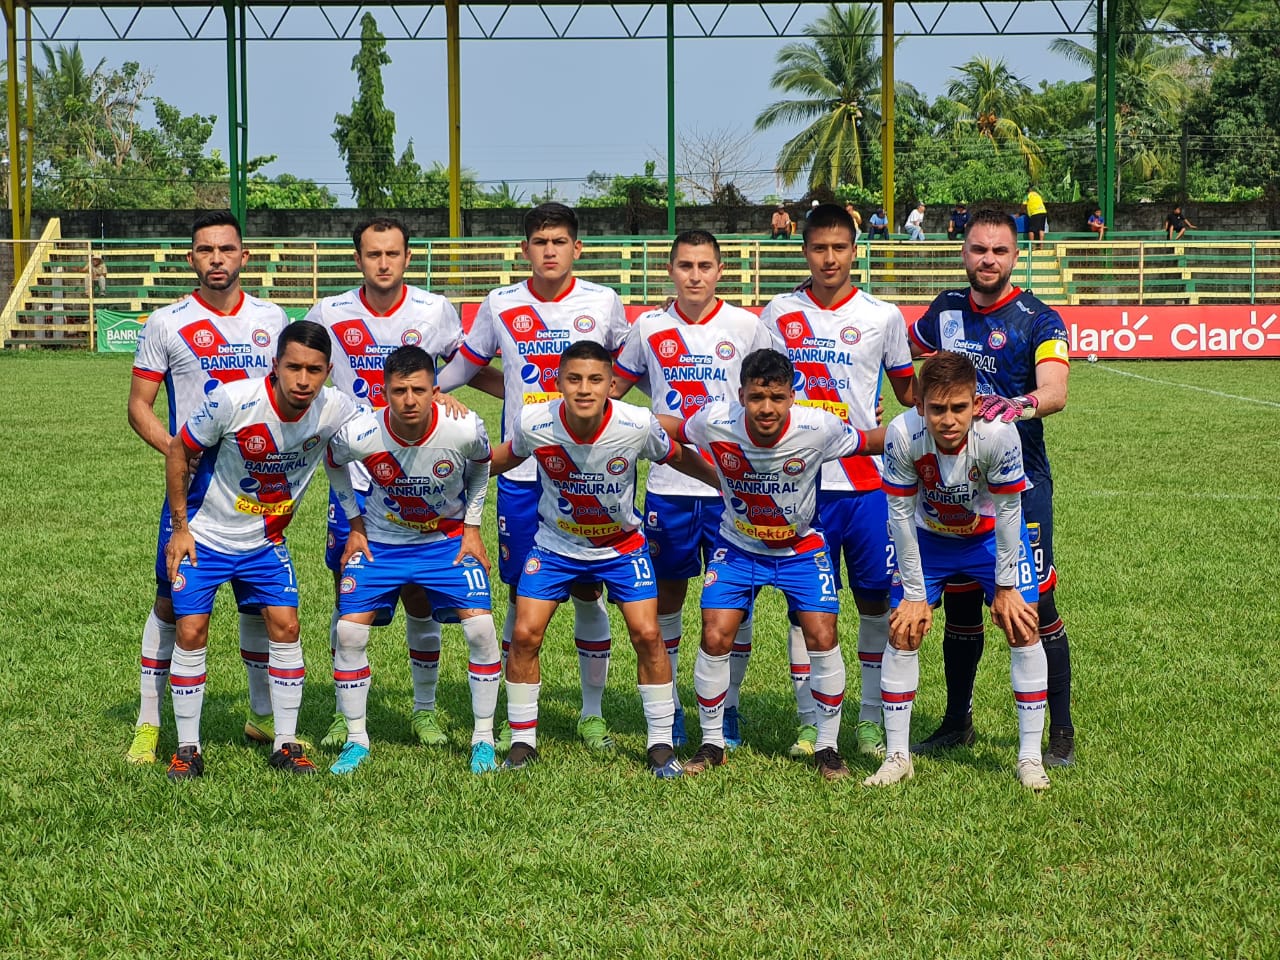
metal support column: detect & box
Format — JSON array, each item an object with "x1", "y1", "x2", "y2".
[
  {"x1": 1103, "y1": 0, "x2": 1117, "y2": 228},
  {"x1": 238, "y1": 0, "x2": 249, "y2": 217},
  {"x1": 224, "y1": 1, "x2": 243, "y2": 223},
  {"x1": 446, "y1": 0, "x2": 461, "y2": 237},
  {"x1": 23, "y1": 6, "x2": 32, "y2": 237},
  {"x1": 881, "y1": 0, "x2": 895, "y2": 225},
  {"x1": 4, "y1": 0, "x2": 24, "y2": 278},
  {"x1": 1094, "y1": 0, "x2": 1105, "y2": 207},
  {"x1": 666, "y1": 1, "x2": 676, "y2": 235}
]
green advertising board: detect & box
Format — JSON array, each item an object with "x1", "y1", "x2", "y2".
[{"x1": 96, "y1": 306, "x2": 310, "y2": 354}]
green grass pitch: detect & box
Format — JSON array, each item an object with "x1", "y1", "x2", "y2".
[{"x1": 0, "y1": 353, "x2": 1276, "y2": 958}]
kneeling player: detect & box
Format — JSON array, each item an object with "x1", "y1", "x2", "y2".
[
  {"x1": 866, "y1": 351, "x2": 1049, "y2": 791},
  {"x1": 489, "y1": 341, "x2": 716, "y2": 777},
  {"x1": 326, "y1": 346, "x2": 501, "y2": 775},
  {"x1": 163, "y1": 321, "x2": 359, "y2": 779},
  {"x1": 659, "y1": 348, "x2": 884, "y2": 782}
]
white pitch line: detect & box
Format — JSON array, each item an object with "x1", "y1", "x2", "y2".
[
  {"x1": 1093, "y1": 364, "x2": 1280, "y2": 409},
  {"x1": 1082, "y1": 489, "x2": 1280, "y2": 502}
]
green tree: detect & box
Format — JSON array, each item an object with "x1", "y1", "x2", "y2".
[
  {"x1": 941, "y1": 56, "x2": 1047, "y2": 181},
  {"x1": 247, "y1": 173, "x2": 338, "y2": 210},
  {"x1": 389, "y1": 142, "x2": 482, "y2": 207},
  {"x1": 332, "y1": 13, "x2": 397, "y2": 207},
  {"x1": 754, "y1": 3, "x2": 918, "y2": 191}
]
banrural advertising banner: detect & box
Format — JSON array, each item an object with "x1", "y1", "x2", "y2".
[{"x1": 96, "y1": 306, "x2": 310, "y2": 354}]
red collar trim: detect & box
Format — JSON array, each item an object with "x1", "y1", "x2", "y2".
[
  {"x1": 266, "y1": 376, "x2": 306, "y2": 423},
  {"x1": 384, "y1": 402, "x2": 438, "y2": 447},
  {"x1": 192, "y1": 290, "x2": 245, "y2": 316},
  {"x1": 527, "y1": 277, "x2": 576, "y2": 303},
  {"x1": 968, "y1": 287, "x2": 1022, "y2": 315},
  {"x1": 747, "y1": 412, "x2": 791, "y2": 449},
  {"x1": 559, "y1": 398, "x2": 612, "y2": 444},
  {"x1": 804, "y1": 286, "x2": 858, "y2": 311},
  {"x1": 359, "y1": 285, "x2": 408, "y2": 317},
  {"x1": 674, "y1": 298, "x2": 724, "y2": 325}
]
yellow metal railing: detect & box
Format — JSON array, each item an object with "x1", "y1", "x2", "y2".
[{"x1": 6, "y1": 234, "x2": 1280, "y2": 348}]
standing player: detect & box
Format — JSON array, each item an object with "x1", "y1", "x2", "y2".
[
  {"x1": 162, "y1": 321, "x2": 360, "y2": 779},
  {"x1": 611, "y1": 229, "x2": 775, "y2": 747},
  {"x1": 488, "y1": 341, "x2": 716, "y2": 777},
  {"x1": 907, "y1": 208, "x2": 1074, "y2": 767},
  {"x1": 439, "y1": 203, "x2": 631, "y2": 752},
  {"x1": 865, "y1": 350, "x2": 1049, "y2": 791},
  {"x1": 326, "y1": 346, "x2": 500, "y2": 776},
  {"x1": 125, "y1": 210, "x2": 286, "y2": 765},
  {"x1": 761, "y1": 204, "x2": 916, "y2": 760},
  {"x1": 660, "y1": 349, "x2": 885, "y2": 782},
  {"x1": 306, "y1": 216, "x2": 467, "y2": 751}
]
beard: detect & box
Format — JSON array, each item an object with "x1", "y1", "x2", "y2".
[
  {"x1": 965, "y1": 263, "x2": 1011, "y2": 298},
  {"x1": 198, "y1": 265, "x2": 240, "y2": 291}
]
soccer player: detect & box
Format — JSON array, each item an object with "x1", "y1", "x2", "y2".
[
  {"x1": 162, "y1": 321, "x2": 360, "y2": 780},
  {"x1": 305, "y1": 216, "x2": 467, "y2": 751},
  {"x1": 125, "y1": 210, "x2": 287, "y2": 765},
  {"x1": 488, "y1": 341, "x2": 715, "y2": 777},
  {"x1": 326, "y1": 346, "x2": 500, "y2": 776},
  {"x1": 760, "y1": 204, "x2": 916, "y2": 760},
  {"x1": 864, "y1": 350, "x2": 1049, "y2": 791},
  {"x1": 439, "y1": 203, "x2": 631, "y2": 752},
  {"x1": 907, "y1": 208, "x2": 1075, "y2": 767},
  {"x1": 611, "y1": 229, "x2": 775, "y2": 747},
  {"x1": 660, "y1": 348, "x2": 885, "y2": 782}
]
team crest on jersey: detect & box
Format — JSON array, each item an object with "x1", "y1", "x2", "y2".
[
  {"x1": 1027, "y1": 523, "x2": 1041, "y2": 547},
  {"x1": 302, "y1": 435, "x2": 321, "y2": 452},
  {"x1": 524, "y1": 557, "x2": 542, "y2": 575},
  {"x1": 719, "y1": 452, "x2": 741, "y2": 471},
  {"x1": 512, "y1": 315, "x2": 535, "y2": 334},
  {"x1": 987, "y1": 330, "x2": 1008, "y2": 350},
  {"x1": 340, "y1": 576, "x2": 357, "y2": 594},
  {"x1": 607, "y1": 456, "x2": 629, "y2": 475},
  {"x1": 327, "y1": 531, "x2": 336, "y2": 549},
  {"x1": 814, "y1": 551, "x2": 832, "y2": 572},
  {"x1": 371, "y1": 461, "x2": 398, "y2": 483},
  {"x1": 658, "y1": 339, "x2": 680, "y2": 359},
  {"x1": 192, "y1": 328, "x2": 215, "y2": 349},
  {"x1": 784, "y1": 320, "x2": 805, "y2": 340},
  {"x1": 703, "y1": 570, "x2": 718, "y2": 586},
  {"x1": 343, "y1": 328, "x2": 364, "y2": 347},
  {"x1": 252, "y1": 328, "x2": 271, "y2": 347},
  {"x1": 172, "y1": 573, "x2": 187, "y2": 592},
  {"x1": 244, "y1": 435, "x2": 268, "y2": 456},
  {"x1": 649, "y1": 541, "x2": 661, "y2": 557},
  {"x1": 401, "y1": 329, "x2": 423, "y2": 346},
  {"x1": 715, "y1": 341, "x2": 736, "y2": 360},
  {"x1": 783, "y1": 457, "x2": 806, "y2": 476},
  {"x1": 433, "y1": 460, "x2": 455, "y2": 479},
  {"x1": 573, "y1": 315, "x2": 596, "y2": 333},
  {"x1": 500, "y1": 544, "x2": 510, "y2": 561},
  {"x1": 840, "y1": 326, "x2": 862, "y2": 345},
  {"x1": 544, "y1": 455, "x2": 567, "y2": 473},
  {"x1": 942, "y1": 316, "x2": 961, "y2": 339},
  {"x1": 968, "y1": 465, "x2": 981, "y2": 482},
  {"x1": 918, "y1": 462, "x2": 938, "y2": 484}
]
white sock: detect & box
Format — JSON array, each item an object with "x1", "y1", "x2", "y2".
[
  {"x1": 239, "y1": 611, "x2": 273, "y2": 716},
  {"x1": 573, "y1": 595, "x2": 611, "y2": 719},
  {"x1": 169, "y1": 644, "x2": 207, "y2": 751},
  {"x1": 506, "y1": 681, "x2": 541, "y2": 748},
  {"x1": 787, "y1": 623, "x2": 816, "y2": 726},
  {"x1": 857, "y1": 612, "x2": 889, "y2": 724},
  {"x1": 807, "y1": 645, "x2": 846, "y2": 751},
  {"x1": 1010, "y1": 642, "x2": 1049, "y2": 762},
  {"x1": 406, "y1": 614, "x2": 442, "y2": 712},
  {"x1": 725, "y1": 616, "x2": 752, "y2": 711},
  {"x1": 268, "y1": 640, "x2": 305, "y2": 751},
  {"x1": 638, "y1": 683, "x2": 676, "y2": 749},
  {"x1": 880, "y1": 646, "x2": 919, "y2": 756},
  {"x1": 328, "y1": 608, "x2": 341, "y2": 712},
  {"x1": 137, "y1": 611, "x2": 175, "y2": 727},
  {"x1": 693, "y1": 649, "x2": 730, "y2": 748},
  {"x1": 657, "y1": 611, "x2": 684, "y2": 711},
  {"x1": 501, "y1": 599, "x2": 516, "y2": 669},
  {"x1": 334, "y1": 619, "x2": 372, "y2": 748},
  {"x1": 463, "y1": 615, "x2": 500, "y2": 744}
]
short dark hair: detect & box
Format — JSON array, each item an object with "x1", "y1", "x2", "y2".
[
  {"x1": 670, "y1": 229, "x2": 720, "y2": 263},
  {"x1": 918, "y1": 350, "x2": 977, "y2": 400},
  {"x1": 802, "y1": 204, "x2": 856, "y2": 244},
  {"x1": 353, "y1": 216, "x2": 410, "y2": 253},
  {"x1": 740, "y1": 348, "x2": 794, "y2": 388},
  {"x1": 384, "y1": 345, "x2": 435, "y2": 382},
  {"x1": 276, "y1": 320, "x2": 332, "y2": 362},
  {"x1": 525, "y1": 202, "x2": 578, "y2": 241},
  {"x1": 192, "y1": 210, "x2": 242, "y2": 244},
  {"x1": 560, "y1": 339, "x2": 612, "y2": 367},
  {"x1": 964, "y1": 208, "x2": 1019, "y2": 241}
]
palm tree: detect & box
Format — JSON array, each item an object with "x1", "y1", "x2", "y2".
[
  {"x1": 754, "y1": 3, "x2": 919, "y2": 191},
  {"x1": 942, "y1": 56, "x2": 1047, "y2": 180},
  {"x1": 35, "y1": 43, "x2": 105, "y2": 163}
]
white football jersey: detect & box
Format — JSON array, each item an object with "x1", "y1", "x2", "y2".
[
  {"x1": 305, "y1": 285, "x2": 463, "y2": 408},
  {"x1": 459, "y1": 278, "x2": 629, "y2": 482},
  {"x1": 179, "y1": 378, "x2": 359, "y2": 554},
  {"x1": 881, "y1": 409, "x2": 1028, "y2": 537},
  {"x1": 761, "y1": 287, "x2": 914, "y2": 492},
  {"x1": 615, "y1": 299, "x2": 775, "y2": 497},
  {"x1": 679, "y1": 402, "x2": 867, "y2": 557},
  {"x1": 133, "y1": 291, "x2": 287, "y2": 433},
  {"x1": 510, "y1": 398, "x2": 675, "y2": 561},
  {"x1": 327, "y1": 404, "x2": 491, "y2": 545}
]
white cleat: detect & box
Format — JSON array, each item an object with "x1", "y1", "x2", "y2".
[
  {"x1": 1017, "y1": 758, "x2": 1051, "y2": 792},
  {"x1": 863, "y1": 751, "x2": 914, "y2": 787}
]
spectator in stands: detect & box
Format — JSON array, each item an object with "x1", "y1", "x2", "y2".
[
  {"x1": 770, "y1": 204, "x2": 793, "y2": 240},
  {"x1": 1024, "y1": 187, "x2": 1048, "y2": 241},
  {"x1": 1164, "y1": 205, "x2": 1195, "y2": 240},
  {"x1": 947, "y1": 202, "x2": 969, "y2": 241},
  {"x1": 806, "y1": 199, "x2": 820, "y2": 220},
  {"x1": 1087, "y1": 208, "x2": 1106, "y2": 241},
  {"x1": 904, "y1": 203, "x2": 926, "y2": 241},
  {"x1": 845, "y1": 202, "x2": 863, "y2": 241},
  {"x1": 87, "y1": 256, "x2": 107, "y2": 296},
  {"x1": 868, "y1": 208, "x2": 890, "y2": 240}
]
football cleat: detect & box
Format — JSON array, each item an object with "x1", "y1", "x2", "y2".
[
  {"x1": 854, "y1": 720, "x2": 887, "y2": 758},
  {"x1": 787, "y1": 724, "x2": 818, "y2": 759},
  {"x1": 681, "y1": 743, "x2": 726, "y2": 777},
  {"x1": 815, "y1": 747, "x2": 851, "y2": 782},
  {"x1": 1044, "y1": 726, "x2": 1076, "y2": 768},
  {"x1": 126, "y1": 723, "x2": 160, "y2": 765},
  {"x1": 268, "y1": 742, "x2": 319, "y2": 775},
  {"x1": 647, "y1": 745, "x2": 683, "y2": 780},
  {"x1": 671, "y1": 707, "x2": 687, "y2": 748},
  {"x1": 411, "y1": 709, "x2": 449, "y2": 747},
  {"x1": 320, "y1": 712, "x2": 348, "y2": 749},
  {"x1": 576, "y1": 715, "x2": 616, "y2": 753},
  {"x1": 910, "y1": 716, "x2": 976, "y2": 755},
  {"x1": 863, "y1": 752, "x2": 915, "y2": 787},
  {"x1": 329, "y1": 741, "x2": 370, "y2": 775},
  {"x1": 469, "y1": 741, "x2": 498, "y2": 774},
  {"x1": 722, "y1": 706, "x2": 743, "y2": 750},
  {"x1": 501, "y1": 743, "x2": 538, "y2": 771},
  {"x1": 1017, "y1": 758, "x2": 1051, "y2": 792},
  {"x1": 243, "y1": 711, "x2": 274, "y2": 744},
  {"x1": 166, "y1": 745, "x2": 204, "y2": 781}
]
